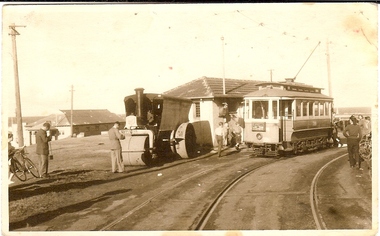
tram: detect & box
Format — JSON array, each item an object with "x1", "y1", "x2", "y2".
[
  {"x1": 120, "y1": 88, "x2": 198, "y2": 166},
  {"x1": 243, "y1": 78, "x2": 334, "y2": 156}
]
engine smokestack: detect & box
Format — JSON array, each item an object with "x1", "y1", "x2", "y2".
[{"x1": 135, "y1": 88, "x2": 144, "y2": 119}]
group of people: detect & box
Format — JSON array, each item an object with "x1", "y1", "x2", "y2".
[
  {"x1": 8, "y1": 122, "x2": 52, "y2": 184},
  {"x1": 342, "y1": 114, "x2": 371, "y2": 170},
  {"x1": 8, "y1": 120, "x2": 126, "y2": 185},
  {"x1": 215, "y1": 119, "x2": 243, "y2": 157}
]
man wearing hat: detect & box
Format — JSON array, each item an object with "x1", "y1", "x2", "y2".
[
  {"x1": 108, "y1": 121, "x2": 125, "y2": 173},
  {"x1": 36, "y1": 122, "x2": 52, "y2": 178}
]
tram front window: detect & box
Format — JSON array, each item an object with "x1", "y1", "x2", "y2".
[{"x1": 252, "y1": 101, "x2": 268, "y2": 119}]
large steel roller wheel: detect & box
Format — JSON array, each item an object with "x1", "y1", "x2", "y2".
[
  {"x1": 121, "y1": 135, "x2": 152, "y2": 166},
  {"x1": 175, "y1": 123, "x2": 197, "y2": 159}
]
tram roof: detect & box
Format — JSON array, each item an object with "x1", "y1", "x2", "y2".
[
  {"x1": 255, "y1": 81, "x2": 322, "y2": 90},
  {"x1": 244, "y1": 87, "x2": 333, "y2": 100}
]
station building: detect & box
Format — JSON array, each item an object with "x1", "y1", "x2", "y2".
[{"x1": 164, "y1": 76, "x2": 265, "y2": 146}]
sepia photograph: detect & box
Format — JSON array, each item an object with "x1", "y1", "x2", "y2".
[{"x1": 2, "y1": 2, "x2": 378, "y2": 236}]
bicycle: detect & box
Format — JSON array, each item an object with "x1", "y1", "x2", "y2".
[
  {"x1": 359, "y1": 133, "x2": 372, "y2": 176},
  {"x1": 9, "y1": 146, "x2": 40, "y2": 181}
]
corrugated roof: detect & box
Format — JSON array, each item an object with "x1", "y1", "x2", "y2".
[
  {"x1": 164, "y1": 76, "x2": 266, "y2": 99},
  {"x1": 8, "y1": 116, "x2": 45, "y2": 127},
  {"x1": 60, "y1": 109, "x2": 124, "y2": 125},
  {"x1": 26, "y1": 114, "x2": 67, "y2": 128},
  {"x1": 26, "y1": 109, "x2": 124, "y2": 131}
]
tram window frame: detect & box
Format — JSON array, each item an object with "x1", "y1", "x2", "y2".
[
  {"x1": 309, "y1": 102, "x2": 313, "y2": 116},
  {"x1": 319, "y1": 102, "x2": 324, "y2": 116},
  {"x1": 252, "y1": 100, "x2": 268, "y2": 119},
  {"x1": 279, "y1": 100, "x2": 293, "y2": 118},
  {"x1": 314, "y1": 102, "x2": 319, "y2": 116},
  {"x1": 272, "y1": 100, "x2": 278, "y2": 119},
  {"x1": 296, "y1": 100, "x2": 302, "y2": 117},
  {"x1": 325, "y1": 102, "x2": 330, "y2": 116},
  {"x1": 302, "y1": 100, "x2": 308, "y2": 117}
]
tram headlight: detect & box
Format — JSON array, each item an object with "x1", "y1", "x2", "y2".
[{"x1": 256, "y1": 133, "x2": 263, "y2": 140}]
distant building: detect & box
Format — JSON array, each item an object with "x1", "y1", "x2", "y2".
[
  {"x1": 334, "y1": 107, "x2": 372, "y2": 117},
  {"x1": 164, "y1": 76, "x2": 265, "y2": 146},
  {"x1": 8, "y1": 116, "x2": 45, "y2": 147},
  {"x1": 24, "y1": 109, "x2": 125, "y2": 145}
]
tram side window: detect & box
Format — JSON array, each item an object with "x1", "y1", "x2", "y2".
[
  {"x1": 280, "y1": 100, "x2": 293, "y2": 118},
  {"x1": 309, "y1": 102, "x2": 313, "y2": 116},
  {"x1": 296, "y1": 100, "x2": 302, "y2": 117},
  {"x1": 314, "y1": 102, "x2": 319, "y2": 116},
  {"x1": 325, "y1": 102, "x2": 330, "y2": 116},
  {"x1": 302, "y1": 101, "x2": 308, "y2": 117},
  {"x1": 252, "y1": 101, "x2": 268, "y2": 119},
  {"x1": 319, "y1": 102, "x2": 324, "y2": 116},
  {"x1": 272, "y1": 101, "x2": 278, "y2": 119}
]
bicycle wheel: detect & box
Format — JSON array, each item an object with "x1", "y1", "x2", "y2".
[
  {"x1": 359, "y1": 140, "x2": 371, "y2": 161},
  {"x1": 24, "y1": 158, "x2": 39, "y2": 178},
  {"x1": 12, "y1": 158, "x2": 27, "y2": 181}
]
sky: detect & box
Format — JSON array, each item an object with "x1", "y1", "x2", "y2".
[{"x1": 2, "y1": 3, "x2": 378, "y2": 118}]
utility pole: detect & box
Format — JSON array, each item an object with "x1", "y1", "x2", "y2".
[
  {"x1": 326, "y1": 40, "x2": 332, "y2": 97},
  {"x1": 70, "y1": 85, "x2": 74, "y2": 137},
  {"x1": 268, "y1": 69, "x2": 274, "y2": 82},
  {"x1": 9, "y1": 23, "x2": 26, "y2": 147},
  {"x1": 221, "y1": 36, "x2": 226, "y2": 95}
]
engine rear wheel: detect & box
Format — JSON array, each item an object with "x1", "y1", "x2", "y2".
[{"x1": 175, "y1": 123, "x2": 197, "y2": 158}]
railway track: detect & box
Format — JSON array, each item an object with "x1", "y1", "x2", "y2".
[
  {"x1": 99, "y1": 150, "x2": 280, "y2": 230},
  {"x1": 100, "y1": 149, "x2": 360, "y2": 231},
  {"x1": 189, "y1": 150, "x2": 369, "y2": 230},
  {"x1": 193, "y1": 159, "x2": 281, "y2": 230},
  {"x1": 12, "y1": 147, "x2": 370, "y2": 231},
  {"x1": 310, "y1": 153, "x2": 347, "y2": 229}
]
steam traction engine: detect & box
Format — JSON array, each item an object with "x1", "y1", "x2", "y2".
[{"x1": 120, "y1": 88, "x2": 197, "y2": 166}]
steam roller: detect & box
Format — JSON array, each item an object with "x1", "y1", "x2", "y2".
[{"x1": 119, "y1": 88, "x2": 198, "y2": 166}]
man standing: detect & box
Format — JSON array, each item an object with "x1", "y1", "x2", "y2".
[
  {"x1": 108, "y1": 121, "x2": 125, "y2": 173},
  {"x1": 36, "y1": 122, "x2": 52, "y2": 178},
  {"x1": 232, "y1": 123, "x2": 243, "y2": 150},
  {"x1": 343, "y1": 115, "x2": 362, "y2": 170},
  {"x1": 215, "y1": 122, "x2": 224, "y2": 157}
]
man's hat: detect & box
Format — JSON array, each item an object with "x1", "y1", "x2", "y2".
[{"x1": 115, "y1": 121, "x2": 120, "y2": 125}]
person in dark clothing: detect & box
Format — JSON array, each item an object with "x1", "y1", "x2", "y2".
[
  {"x1": 8, "y1": 132, "x2": 16, "y2": 184},
  {"x1": 108, "y1": 121, "x2": 125, "y2": 173},
  {"x1": 343, "y1": 115, "x2": 362, "y2": 169},
  {"x1": 36, "y1": 122, "x2": 52, "y2": 178}
]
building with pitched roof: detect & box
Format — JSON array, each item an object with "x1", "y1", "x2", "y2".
[
  {"x1": 24, "y1": 109, "x2": 125, "y2": 145},
  {"x1": 164, "y1": 76, "x2": 265, "y2": 146}
]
